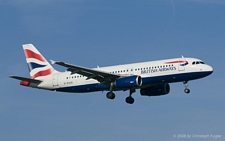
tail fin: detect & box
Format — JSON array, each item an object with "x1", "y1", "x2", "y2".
[{"x1": 23, "y1": 44, "x2": 55, "y2": 79}]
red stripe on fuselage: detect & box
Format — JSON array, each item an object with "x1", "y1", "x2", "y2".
[
  {"x1": 165, "y1": 60, "x2": 186, "y2": 64},
  {"x1": 31, "y1": 68, "x2": 53, "y2": 79},
  {"x1": 24, "y1": 49, "x2": 45, "y2": 62}
]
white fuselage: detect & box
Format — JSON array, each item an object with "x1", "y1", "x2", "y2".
[{"x1": 36, "y1": 57, "x2": 213, "y2": 93}]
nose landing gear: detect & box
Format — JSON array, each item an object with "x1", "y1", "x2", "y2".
[{"x1": 183, "y1": 81, "x2": 190, "y2": 94}]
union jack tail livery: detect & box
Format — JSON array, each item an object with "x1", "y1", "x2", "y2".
[{"x1": 23, "y1": 44, "x2": 55, "y2": 79}]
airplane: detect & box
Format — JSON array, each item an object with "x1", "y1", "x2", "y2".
[{"x1": 10, "y1": 44, "x2": 213, "y2": 104}]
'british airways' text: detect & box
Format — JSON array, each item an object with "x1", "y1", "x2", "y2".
[{"x1": 141, "y1": 66, "x2": 176, "y2": 74}]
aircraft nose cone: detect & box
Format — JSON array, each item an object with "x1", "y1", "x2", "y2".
[
  {"x1": 209, "y1": 65, "x2": 213, "y2": 72},
  {"x1": 206, "y1": 65, "x2": 213, "y2": 75}
]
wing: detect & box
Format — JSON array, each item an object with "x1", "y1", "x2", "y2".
[{"x1": 52, "y1": 61, "x2": 121, "y2": 83}]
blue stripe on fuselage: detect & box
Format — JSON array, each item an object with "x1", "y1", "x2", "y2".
[{"x1": 53, "y1": 71, "x2": 212, "y2": 93}]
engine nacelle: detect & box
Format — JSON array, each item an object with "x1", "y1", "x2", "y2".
[
  {"x1": 115, "y1": 76, "x2": 142, "y2": 89},
  {"x1": 140, "y1": 84, "x2": 170, "y2": 96}
]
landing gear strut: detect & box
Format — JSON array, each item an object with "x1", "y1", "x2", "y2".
[
  {"x1": 106, "y1": 82, "x2": 116, "y2": 100},
  {"x1": 125, "y1": 89, "x2": 135, "y2": 104},
  {"x1": 183, "y1": 81, "x2": 190, "y2": 94}
]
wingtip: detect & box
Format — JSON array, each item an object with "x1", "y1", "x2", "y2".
[
  {"x1": 9, "y1": 76, "x2": 15, "y2": 78},
  {"x1": 50, "y1": 60, "x2": 56, "y2": 65}
]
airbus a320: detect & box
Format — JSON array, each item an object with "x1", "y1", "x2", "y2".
[{"x1": 10, "y1": 44, "x2": 213, "y2": 104}]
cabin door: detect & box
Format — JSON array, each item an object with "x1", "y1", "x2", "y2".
[
  {"x1": 52, "y1": 74, "x2": 59, "y2": 87},
  {"x1": 178, "y1": 60, "x2": 185, "y2": 71}
]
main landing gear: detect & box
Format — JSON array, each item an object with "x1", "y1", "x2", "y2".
[
  {"x1": 106, "y1": 92, "x2": 115, "y2": 99},
  {"x1": 106, "y1": 89, "x2": 135, "y2": 104},
  {"x1": 183, "y1": 81, "x2": 190, "y2": 94},
  {"x1": 106, "y1": 83, "x2": 136, "y2": 104},
  {"x1": 125, "y1": 89, "x2": 135, "y2": 104},
  {"x1": 106, "y1": 82, "x2": 115, "y2": 99}
]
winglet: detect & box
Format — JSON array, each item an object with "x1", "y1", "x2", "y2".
[{"x1": 50, "y1": 60, "x2": 56, "y2": 65}]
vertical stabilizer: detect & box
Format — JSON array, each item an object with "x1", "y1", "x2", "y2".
[{"x1": 23, "y1": 44, "x2": 55, "y2": 79}]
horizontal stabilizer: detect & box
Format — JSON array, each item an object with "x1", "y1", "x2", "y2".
[{"x1": 9, "y1": 76, "x2": 42, "y2": 83}]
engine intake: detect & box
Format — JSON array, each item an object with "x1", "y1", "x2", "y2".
[
  {"x1": 115, "y1": 75, "x2": 142, "y2": 89},
  {"x1": 140, "y1": 84, "x2": 170, "y2": 96}
]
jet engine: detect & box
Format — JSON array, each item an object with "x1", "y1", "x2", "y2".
[
  {"x1": 115, "y1": 75, "x2": 142, "y2": 89},
  {"x1": 140, "y1": 84, "x2": 170, "y2": 96}
]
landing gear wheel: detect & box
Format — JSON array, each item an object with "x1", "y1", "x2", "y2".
[
  {"x1": 184, "y1": 88, "x2": 190, "y2": 94},
  {"x1": 125, "y1": 96, "x2": 134, "y2": 104},
  {"x1": 106, "y1": 92, "x2": 115, "y2": 100}
]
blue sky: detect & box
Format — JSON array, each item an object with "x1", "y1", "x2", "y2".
[{"x1": 1, "y1": 0, "x2": 225, "y2": 140}]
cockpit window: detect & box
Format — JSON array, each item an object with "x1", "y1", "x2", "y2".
[{"x1": 192, "y1": 61, "x2": 205, "y2": 65}]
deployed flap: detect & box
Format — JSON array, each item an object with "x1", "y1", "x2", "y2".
[
  {"x1": 52, "y1": 61, "x2": 120, "y2": 82},
  {"x1": 10, "y1": 76, "x2": 42, "y2": 83}
]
